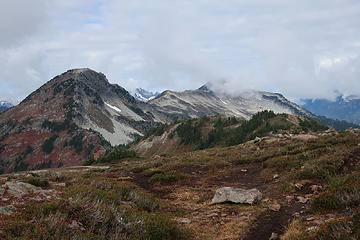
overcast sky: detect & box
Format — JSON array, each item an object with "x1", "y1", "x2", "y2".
[{"x1": 1, "y1": 0, "x2": 360, "y2": 103}]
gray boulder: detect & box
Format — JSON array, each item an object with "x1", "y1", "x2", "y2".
[
  {"x1": 0, "y1": 205, "x2": 16, "y2": 215},
  {"x1": 4, "y1": 181, "x2": 44, "y2": 198},
  {"x1": 211, "y1": 187, "x2": 263, "y2": 205}
]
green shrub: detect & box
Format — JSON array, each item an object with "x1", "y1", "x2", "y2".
[
  {"x1": 26, "y1": 177, "x2": 49, "y2": 188},
  {"x1": 69, "y1": 133, "x2": 83, "y2": 153},
  {"x1": 312, "y1": 173, "x2": 360, "y2": 212},
  {"x1": 41, "y1": 135, "x2": 58, "y2": 154},
  {"x1": 149, "y1": 172, "x2": 187, "y2": 184},
  {"x1": 95, "y1": 145, "x2": 136, "y2": 164},
  {"x1": 144, "y1": 168, "x2": 164, "y2": 177}
]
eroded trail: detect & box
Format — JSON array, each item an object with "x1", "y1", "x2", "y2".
[
  {"x1": 243, "y1": 203, "x2": 304, "y2": 240},
  {"x1": 125, "y1": 162, "x2": 311, "y2": 240}
]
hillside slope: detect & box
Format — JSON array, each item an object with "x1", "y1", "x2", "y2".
[{"x1": 133, "y1": 111, "x2": 328, "y2": 157}]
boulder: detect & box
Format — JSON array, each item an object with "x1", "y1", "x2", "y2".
[
  {"x1": 211, "y1": 187, "x2": 263, "y2": 205},
  {"x1": 0, "y1": 205, "x2": 16, "y2": 215},
  {"x1": 4, "y1": 181, "x2": 45, "y2": 198}
]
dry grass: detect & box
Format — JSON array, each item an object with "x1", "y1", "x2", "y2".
[{"x1": 281, "y1": 219, "x2": 308, "y2": 240}]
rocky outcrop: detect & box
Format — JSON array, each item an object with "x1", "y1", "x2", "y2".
[
  {"x1": 4, "y1": 181, "x2": 48, "y2": 198},
  {"x1": 211, "y1": 187, "x2": 263, "y2": 205},
  {"x1": 0, "y1": 205, "x2": 16, "y2": 215}
]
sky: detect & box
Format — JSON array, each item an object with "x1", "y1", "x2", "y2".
[{"x1": 1, "y1": 0, "x2": 360, "y2": 103}]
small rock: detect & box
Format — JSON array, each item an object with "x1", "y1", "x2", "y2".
[
  {"x1": 269, "y1": 232, "x2": 279, "y2": 240},
  {"x1": 295, "y1": 183, "x2": 303, "y2": 190},
  {"x1": 273, "y1": 174, "x2": 279, "y2": 179},
  {"x1": 175, "y1": 217, "x2": 191, "y2": 224},
  {"x1": 306, "y1": 226, "x2": 319, "y2": 232},
  {"x1": 310, "y1": 185, "x2": 321, "y2": 193},
  {"x1": 241, "y1": 169, "x2": 248, "y2": 173},
  {"x1": 118, "y1": 176, "x2": 132, "y2": 181},
  {"x1": 69, "y1": 220, "x2": 85, "y2": 231},
  {"x1": 207, "y1": 213, "x2": 218, "y2": 218},
  {"x1": 221, "y1": 213, "x2": 228, "y2": 217},
  {"x1": 0, "y1": 205, "x2": 16, "y2": 215},
  {"x1": 313, "y1": 220, "x2": 323, "y2": 225},
  {"x1": 53, "y1": 182, "x2": 66, "y2": 187},
  {"x1": 269, "y1": 203, "x2": 281, "y2": 212},
  {"x1": 297, "y1": 196, "x2": 308, "y2": 204},
  {"x1": 285, "y1": 195, "x2": 294, "y2": 202},
  {"x1": 306, "y1": 217, "x2": 315, "y2": 221},
  {"x1": 293, "y1": 212, "x2": 300, "y2": 217},
  {"x1": 325, "y1": 218, "x2": 336, "y2": 223},
  {"x1": 31, "y1": 196, "x2": 43, "y2": 201},
  {"x1": 211, "y1": 187, "x2": 263, "y2": 205}
]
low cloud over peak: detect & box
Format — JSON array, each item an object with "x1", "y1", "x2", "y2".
[{"x1": 1, "y1": 0, "x2": 360, "y2": 103}]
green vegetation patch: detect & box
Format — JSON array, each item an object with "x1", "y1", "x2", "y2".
[
  {"x1": 149, "y1": 172, "x2": 188, "y2": 184},
  {"x1": 312, "y1": 173, "x2": 360, "y2": 212},
  {"x1": 25, "y1": 177, "x2": 50, "y2": 188},
  {"x1": 0, "y1": 177, "x2": 189, "y2": 240},
  {"x1": 84, "y1": 145, "x2": 137, "y2": 165},
  {"x1": 41, "y1": 134, "x2": 58, "y2": 154}
]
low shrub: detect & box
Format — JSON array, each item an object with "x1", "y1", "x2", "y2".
[
  {"x1": 312, "y1": 173, "x2": 360, "y2": 212},
  {"x1": 149, "y1": 172, "x2": 188, "y2": 184},
  {"x1": 311, "y1": 218, "x2": 355, "y2": 240},
  {"x1": 25, "y1": 177, "x2": 50, "y2": 188}
]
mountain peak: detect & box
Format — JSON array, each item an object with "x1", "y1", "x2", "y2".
[{"x1": 134, "y1": 88, "x2": 159, "y2": 102}]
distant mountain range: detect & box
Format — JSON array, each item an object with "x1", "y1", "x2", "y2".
[
  {"x1": 0, "y1": 68, "x2": 358, "y2": 173},
  {"x1": 301, "y1": 96, "x2": 360, "y2": 125},
  {"x1": 133, "y1": 88, "x2": 159, "y2": 102},
  {"x1": 0, "y1": 101, "x2": 13, "y2": 113}
]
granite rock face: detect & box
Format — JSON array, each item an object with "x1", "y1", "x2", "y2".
[{"x1": 211, "y1": 187, "x2": 263, "y2": 205}]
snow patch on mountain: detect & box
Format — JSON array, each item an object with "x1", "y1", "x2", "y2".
[{"x1": 105, "y1": 102, "x2": 122, "y2": 113}]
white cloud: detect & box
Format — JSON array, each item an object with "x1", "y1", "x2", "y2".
[{"x1": 1, "y1": 0, "x2": 360, "y2": 103}]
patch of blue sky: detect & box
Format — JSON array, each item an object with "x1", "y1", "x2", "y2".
[{"x1": 86, "y1": 1, "x2": 103, "y2": 25}]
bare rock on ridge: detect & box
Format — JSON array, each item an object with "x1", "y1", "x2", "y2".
[{"x1": 211, "y1": 187, "x2": 263, "y2": 205}]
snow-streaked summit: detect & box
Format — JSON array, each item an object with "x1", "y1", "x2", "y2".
[
  {"x1": 0, "y1": 101, "x2": 13, "y2": 113},
  {"x1": 133, "y1": 88, "x2": 159, "y2": 102}
]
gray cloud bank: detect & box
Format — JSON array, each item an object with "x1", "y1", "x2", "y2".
[{"x1": 1, "y1": 0, "x2": 360, "y2": 103}]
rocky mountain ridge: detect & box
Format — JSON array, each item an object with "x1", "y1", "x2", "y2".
[
  {"x1": 149, "y1": 84, "x2": 313, "y2": 120},
  {"x1": 0, "y1": 68, "x2": 350, "y2": 173}
]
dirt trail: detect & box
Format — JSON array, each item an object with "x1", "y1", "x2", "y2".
[
  {"x1": 129, "y1": 162, "x2": 307, "y2": 240},
  {"x1": 242, "y1": 203, "x2": 303, "y2": 240}
]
